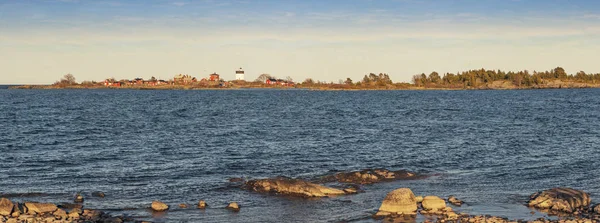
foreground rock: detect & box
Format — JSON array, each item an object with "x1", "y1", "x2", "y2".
[
  {"x1": 528, "y1": 188, "x2": 591, "y2": 213},
  {"x1": 0, "y1": 198, "x2": 14, "y2": 216},
  {"x1": 321, "y1": 169, "x2": 420, "y2": 184},
  {"x1": 0, "y1": 201, "x2": 121, "y2": 223},
  {"x1": 374, "y1": 188, "x2": 417, "y2": 217},
  {"x1": 245, "y1": 177, "x2": 346, "y2": 197},
  {"x1": 24, "y1": 202, "x2": 57, "y2": 214},
  {"x1": 421, "y1": 196, "x2": 446, "y2": 211},
  {"x1": 595, "y1": 204, "x2": 600, "y2": 214},
  {"x1": 151, "y1": 201, "x2": 169, "y2": 212}
]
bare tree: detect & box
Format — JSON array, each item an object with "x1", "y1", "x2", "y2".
[
  {"x1": 255, "y1": 74, "x2": 273, "y2": 83},
  {"x1": 62, "y1": 73, "x2": 77, "y2": 85}
]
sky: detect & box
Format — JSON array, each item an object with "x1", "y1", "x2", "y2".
[{"x1": 1, "y1": 0, "x2": 600, "y2": 84}]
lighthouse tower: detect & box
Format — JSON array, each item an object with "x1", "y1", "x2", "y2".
[{"x1": 235, "y1": 67, "x2": 245, "y2": 80}]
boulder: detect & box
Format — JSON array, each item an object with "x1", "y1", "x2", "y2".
[
  {"x1": 24, "y1": 202, "x2": 57, "y2": 214},
  {"x1": 594, "y1": 204, "x2": 600, "y2": 214},
  {"x1": 322, "y1": 169, "x2": 419, "y2": 185},
  {"x1": 91, "y1": 192, "x2": 105, "y2": 198},
  {"x1": 448, "y1": 195, "x2": 464, "y2": 206},
  {"x1": 53, "y1": 209, "x2": 67, "y2": 219},
  {"x1": 6, "y1": 218, "x2": 18, "y2": 223},
  {"x1": 74, "y1": 193, "x2": 84, "y2": 203},
  {"x1": 197, "y1": 200, "x2": 207, "y2": 209},
  {"x1": 0, "y1": 198, "x2": 13, "y2": 216},
  {"x1": 374, "y1": 188, "x2": 418, "y2": 217},
  {"x1": 151, "y1": 201, "x2": 169, "y2": 212},
  {"x1": 245, "y1": 177, "x2": 345, "y2": 197},
  {"x1": 81, "y1": 209, "x2": 103, "y2": 221},
  {"x1": 422, "y1": 196, "x2": 446, "y2": 211},
  {"x1": 528, "y1": 188, "x2": 591, "y2": 213},
  {"x1": 68, "y1": 211, "x2": 80, "y2": 220},
  {"x1": 226, "y1": 202, "x2": 240, "y2": 212}
]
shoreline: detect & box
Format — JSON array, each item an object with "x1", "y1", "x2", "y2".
[
  {"x1": 7, "y1": 83, "x2": 600, "y2": 91},
  {"x1": 3, "y1": 170, "x2": 600, "y2": 223}
]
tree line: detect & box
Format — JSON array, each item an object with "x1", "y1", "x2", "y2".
[{"x1": 412, "y1": 67, "x2": 600, "y2": 88}]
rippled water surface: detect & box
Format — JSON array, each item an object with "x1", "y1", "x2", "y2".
[{"x1": 1, "y1": 89, "x2": 599, "y2": 222}]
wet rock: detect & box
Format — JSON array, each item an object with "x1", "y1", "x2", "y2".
[
  {"x1": 179, "y1": 203, "x2": 188, "y2": 209},
  {"x1": 0, "y1": 198, "x2": 13, "y2": 216},
  {"x1": 103, "y1": 217, "x2": 124, "y2": 223},
  {"x1": 226, "y1": 202, "x2": 240, "y2": 212},
  {"x1": 374, "y1": 188, "x2": 417, "y2": 217},
  {"x1": 24, "y1": 202, "x2": 57, "y2": 214},
  {"x1": 322, "y1": 169, "x2": 419, "y2": 185},
  {"x1": 74, "y1": 193, "x2": 84, "y2": 203},
  {"x1": 594, "y1": 204, "x2": 600, "y2": 214},
  {"x1": 197, "y1": 200, "x2": 207, "y2": 209},
  {"x1": 151, "y1": 201, "x2": 169, "y2": 212},
  {"x1": 528, "y1": 188, "x2": 591, "y2": 213},
  {"x1": 422, "y1": 196, "x2": 446, "y2": 211},
  {"x1": 343, "y1": 187, "x2": 358, "y2": 194},
  {"x1": 70, "y1": 208, "x2": 83, "y2": 215},
  {"x1": 448, "y1": 195, "x2": 464, "y2": 206},
  {"x1": 57, "y1": 203, "x2": 83, "y2": 210},
  {"x1": 92, "y1": 191, "x2": 105, "y2": 198},
  {"x1": 245, "y1": 177, "x2": 345, "y2": 197},
  {"x1": 53, "y1": 209, "x2": 67, "y2": 219},
  {"x1": 82, "y1": 209, "x2": 103, "y2": 221},
  {"x1": 229, "y1": 178, "x2": 245, "y2": 182}
]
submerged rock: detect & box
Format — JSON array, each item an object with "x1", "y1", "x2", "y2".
[
  {"x1": 151, "y1": 201, "x2": 169, "y2": 212},
  {"x1": 374, "y1": 188, "x2": 417, "y2": 217},
  {"x1": 448, "y1": 195, "x2": 464, "y2": 206},
  {"x1": 245, "y1": 177, "x2": 346, "y2": 197},
  {"x1": 91, "y1": 191, "x2": 106, "y2": 198},
  {"x1": 528, "y1": 188, "x2": 591, "y2": 213},
  {"x1": 321, "y1": 169, "x2": 419, "y2": 185},
  {"x1": 0, "y1": 198, "x2": 14, "y2": 216},
  {"x1": 179, "y1": 203, "x2": 188, "y2": 208}
]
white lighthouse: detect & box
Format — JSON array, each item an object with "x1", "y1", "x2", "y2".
[{"x1": 235, "y1": 67, "x2": 245, "y2": 80}]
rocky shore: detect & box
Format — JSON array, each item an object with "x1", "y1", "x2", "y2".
[{"x1": 2, "y1": 169, "x2": 600, "y2": 223}]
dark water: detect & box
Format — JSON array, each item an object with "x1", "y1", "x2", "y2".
[{"x1": 1, "y1": 89, "x2": 599, "y2": 222}]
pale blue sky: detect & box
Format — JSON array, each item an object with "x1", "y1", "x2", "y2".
[{"x1": 1, "y1": 0, "x2": 599, "y2": 84}]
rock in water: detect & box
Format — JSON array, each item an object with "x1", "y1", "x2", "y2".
[
  {"x1": 24, "y1": 202, "x2": 57, "y2": 214},
  {"x1": 421, "y1": 196, "x2": 446, "y2": 211},
  {"x1": 323, "y1": 169, "x2": 419, "y2": 185},
  {"x1": 91, "y1": 192, "x2": 105, "y2": 198},
  {"x1": 0, "y1": 198, "x2": 14, "y2": 216},
  {"x1": 593, "y1": 204, "x2": 600, "y2": 214},
  {"x1": 178, "y1": 203, "x2": 188, "y2": 208},
  {"x1": 226, "y1": 202, "x2": 240, "y2": 212},
  {"x1": 74, "y1": 193, "x2": 84, "y2": 203},
  {"x1": 528, "y1": 188, "x2": 591, "y2": 213},
  {"x1": 245, "y1": 177, "x2": 345, "y2": 197},
  {"x1": 374, "y1": 188, "x2": 417, "y2": 217},
  {"x1": 151, "y1": 201, "x2": 169, "y2": 212},
  {"x1": 197, "y1": 200, "x2": 207, "y2": 209},
  {"x1": 448, "y1": 195, "x2": 464, "y2": 206}
]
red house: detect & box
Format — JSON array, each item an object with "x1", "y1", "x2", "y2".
[{"x1": 209, "y1": 73, "x2": 220, "y2": 81}]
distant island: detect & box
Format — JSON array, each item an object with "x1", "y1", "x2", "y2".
[{"x1": 11, "y1": 67, "x2": 600, "y2": 90}]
